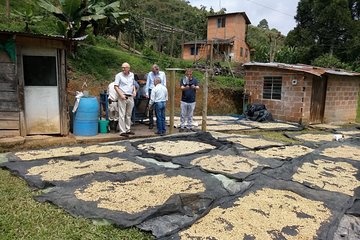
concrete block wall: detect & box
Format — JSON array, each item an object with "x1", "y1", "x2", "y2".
[
  {"x1": 245, "y1": 67, "x2": 307, "y2": 123},
  {"x1": 323, "y1": 76, "x2": 360, "y2": 123}
]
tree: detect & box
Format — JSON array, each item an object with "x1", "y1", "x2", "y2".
[
  {"x1": 38, "y1": 0, "x2": 128, "y2": 38},
  {"x1": 247, "y1": 25, "x2": 285, "y2": 62},
  {"x1": 257, "y1": 19, "x2": 269, "y2": 29},
  {"x1": 11, "y1": 9, "x2": 43, "y2": 32},
  {"x1": 286, "y1": 0, "x2": 357, "y2": 67}
]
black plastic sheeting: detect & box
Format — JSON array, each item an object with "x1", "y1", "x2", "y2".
[
  {"x1": 34, "y1": 168, "x2": 250, "y2": 238},
  {"x1": 284, "y1": 131, "x2": 337, "y2": 148},
  {"x1": 132, "y1": 132, "x2": 232, "y2": 162},
  {"x1": 0, "y1": 152, "x2": 154, "y2": 189},
  {"x1": 4, "y1": 141, "x2": 137, "y2": 162},
  {"x1": 237, "y1": 119, "x2": 305, "y2": 131},
  {"x1": 169, "y1": 175, "x2": 354, "y2": 240},
  {"x1": 171, "y1": 147, "x2": 284, "y2": 181},
  {"x1": 260, "y1": 139, "x2": 360, "y2": 185},
  {"x1": 1, "y1": 132, "x2": 359, "y2": 239},
  {"x1": 218, "y1": 134, "x2": 288, "y2": 150}
]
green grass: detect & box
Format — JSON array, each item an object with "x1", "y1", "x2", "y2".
[
  {"x1": 69, "y1": 36, "x2": 193, "y2": 83},
  {"x1": 212, "y1": 75, "x2": 244, "y2": 90},
  {"x1": 0, "y1": 169, "x2": 153, "y2": 240},
  {"x1": 238, "y1": 130, "x2": 303, "y2": 144}
]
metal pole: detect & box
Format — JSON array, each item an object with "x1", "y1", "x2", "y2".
[{"x1": 201, "y1": 70, "x2": 208, "y2": 132}]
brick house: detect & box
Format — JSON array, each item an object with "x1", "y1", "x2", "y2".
[
  {"x1": 182, "y1": 12, "x2": 251, "y2": 63},
  {"x1": 244, "y1": 62, "x2": 360, "y2": 124},
  {"x1": 0, "y1": 30, "x2": 82, "y2": 138}
]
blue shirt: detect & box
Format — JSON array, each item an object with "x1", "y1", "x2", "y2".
[
  {"x1": 145, "y1": 71, "x2": 166, "y2": 96},
  {"x1": 180, "y1": 77, "x2": 199, "y2": 103}
]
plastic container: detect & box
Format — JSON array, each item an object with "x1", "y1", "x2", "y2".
[
  {"x1": 99, "y1": 119, "x2": 109, "y2": 133},
  {"x1": 73, "y1": 97, "x2": 99, "y2": 136}
]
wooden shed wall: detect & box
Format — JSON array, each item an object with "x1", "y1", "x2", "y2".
[
  {"x1": 0, "y1": 51, "x2": 19, "y2": 137},
  {"x1": 0, "y1": 34, "x2": 69, "y2": 138}
]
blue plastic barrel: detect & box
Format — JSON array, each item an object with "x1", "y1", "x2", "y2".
[{"x1": 73, "y1": 97, "x2": 99, "y2": 136}]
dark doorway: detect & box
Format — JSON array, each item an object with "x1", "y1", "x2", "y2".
[{"x1": 310, "y1": 76, "x2": 327, "y2": 123}]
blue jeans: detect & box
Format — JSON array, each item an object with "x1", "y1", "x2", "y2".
[{"x1": 155, "y1": 101, "x2": 166, "y2": 134}]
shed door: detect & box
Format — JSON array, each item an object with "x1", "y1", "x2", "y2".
[
  {"x1": 22, "y1": 49, "x2": 60, "y2": 134},
  {"x1": 310, "y1": 76, "x2": 327, "y2": 123}
]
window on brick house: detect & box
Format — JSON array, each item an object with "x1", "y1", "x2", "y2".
[
  {"x1": 245, "y1": 49, "x2": 248, "y2": 58},
  {"x1": 240, "y1": 47, "x2": 243, "y2": 57},
  {"x1": 263, "y1": 76, "x2": 282, "y2": 100},
  {"x1": 190, "y1": 47, "x2": 199, "y2": 55},
  {"x1": 217, "y1": 17, "x2": 226, "y2": 28}
]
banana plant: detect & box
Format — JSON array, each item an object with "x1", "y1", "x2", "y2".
[
  {"x1": 38, "y1": 0, "x2": 128, "y2": 38},
  {"x1": 11, "y1": 9, "x2": 43, "y2": 32}
]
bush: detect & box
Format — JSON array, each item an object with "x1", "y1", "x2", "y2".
[{"x1": 312, "y1": 53, "x2": 351, "y2": 70}]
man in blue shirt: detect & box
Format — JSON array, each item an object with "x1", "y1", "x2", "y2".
[
  {"x1": 179, "y1": 69, "x2": 199, "y2": 132},
  {"x1": 145, "y1": 64, "x2": 166, "y2": 129}
]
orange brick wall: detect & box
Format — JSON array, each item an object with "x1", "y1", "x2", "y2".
[
  {"x1": 245, "y1": 67, "x2": 360, "y2": 123},
  {"x1": 207, "y1": 14, "x2": 250, "y2": 63},
  {"x1": 182, "y1": 45, "x2": 208, "y2": 61},
  {"x1": 323, "y1": 76, "x2": 360, "y2": 123}
]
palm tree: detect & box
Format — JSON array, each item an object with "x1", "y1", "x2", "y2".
[{"x1": 38, "y1": 0, "x2": 128, "y2": 38}]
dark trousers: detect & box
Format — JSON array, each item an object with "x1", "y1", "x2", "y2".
[{"x1": 148, "y1": 89, "x2": 154, "y2": 126}]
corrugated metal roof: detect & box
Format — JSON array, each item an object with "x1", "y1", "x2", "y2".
[
  {"x1": 0, "y1": 29, "x2": 87, "y2": 41},
  {"x1": 184, "y1": 37, "x2": 235, "y2": 46},
  {"x1": 183, "y1": 40, "x2": 207, "y2": 45},
  {"x1": 244, "y1": 62, "x2": 360, "y2": 77}
]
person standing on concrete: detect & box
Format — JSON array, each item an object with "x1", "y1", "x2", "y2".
[
  {"x1": 179, "y1": 68, "x2": 199, "y2": 132},
  {"x1": 149, "y1": 77, "x2": 168, "y2": 136},
  {"x1": 145, "y1": 64, "x2": 166, "y2": 129},
  {"x1": 107, "y1": 81, "x2": 119, "y2": 133},
  {"x1": 114, "y1": 62, "x2": 137, "y2": 137}
]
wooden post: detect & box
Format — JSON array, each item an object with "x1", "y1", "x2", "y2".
[
  {"x1": 165, "y1": 68, "x2": 184, "y2": 134},
  {"x1": 201, "y1": 70, "x2": 208, "y2": 132},
  {"x1": 169, "y1": 70, "x2": 175, "y2": 133},
  {"x1": 181, "y1": 33, "x2": 184, "y2": 59},
  {"x1": 193, "y1": 36, "x2": 197, "y2": 62},
  {"x1": 210, "y1": 40, "x2": 214, "y2": 68},
  {"x1": 6, "y1": 0, "x2": 10, "y2": 18},
  {"x1": 170, "y1": 28, "x2": 174, "y2": 57}
]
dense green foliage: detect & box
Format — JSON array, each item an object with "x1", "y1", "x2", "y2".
[
  {"x1": 0, "y1": 169, "x2": 153, "y2": 239},
  {"x1": 286, "y1": 0, "x2": 360, "y2": 70},
  {"x1": 1, "y1": 0, "x2": 359, "y2": 72}
]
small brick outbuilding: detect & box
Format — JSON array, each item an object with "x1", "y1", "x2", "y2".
[{"x1": 244, "y1": 62, "x2": 360, "y2": 124}]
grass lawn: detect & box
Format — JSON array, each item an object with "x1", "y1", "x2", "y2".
[{"x1": 0, "y1": 169, "x2": 153, "y2": 240}]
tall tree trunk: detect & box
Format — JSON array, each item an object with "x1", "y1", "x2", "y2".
[{"x1": 6, "y1": 0, "x2": 10, "y2": 18}]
